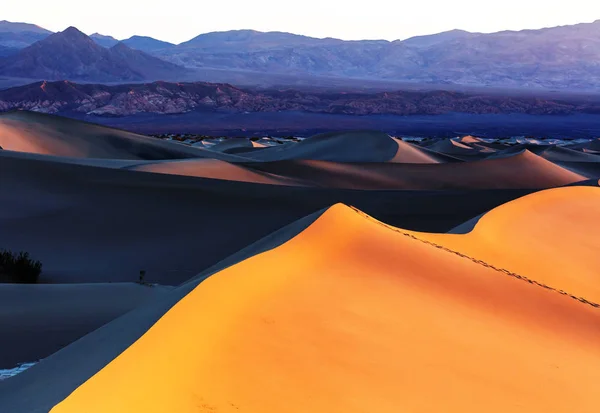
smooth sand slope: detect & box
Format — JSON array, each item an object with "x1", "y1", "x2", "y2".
[
  {"x1": 243, "y1": 150, "x2": 584, "y2": 190},
  {"x1": 43, "y1": 203, "x2": 600, "y2": 413},
  {"x1": 129, "y1": 158, "x2": 307, "y2": 186},
  {"x1": 409, "y1": 186, "x2": 600, "y2": 303},
  {"x1": 0, "y1": 283, "x2": 172, "y2": 369},
  {"x1": 0, "y1": 111, "x2": 205, "y2": 160},
  {"x1": 388, "y1": 138, "x2": 442, "y2": 163}
]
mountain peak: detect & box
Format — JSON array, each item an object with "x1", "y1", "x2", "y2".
[{"x1": 62, "y1": 26, "x2": 87, "y2": 37}]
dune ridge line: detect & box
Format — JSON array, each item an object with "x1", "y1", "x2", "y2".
[{"x1": 348, "y1": 206, "x2": 600, "y2": 309}]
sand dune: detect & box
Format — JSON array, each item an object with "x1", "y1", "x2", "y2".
[
  {"x1": 244, "y1": 150, "x2": 584, "y2": 190},
  {"x1": 0, "y1": 209, "x2": 329, "y2": 413},
  {"x1": 236, "y1": 130, "x2": 401, "y2": 162},
  {"x1": 457, "y1": 135, "x2": 482, "y2": 144},
  {"x1": 388, "y1": 138, "x2": 441, "y2": 163},
  {"x1": 129, "y1": 158, "x2": 307, "y2": 186},
  {"x1": 0, "y1": 283, "x2": 172, "y2": 369},
  {"x1": 0, "y1": 111, "x2": 204, "y2": 160},
  {"x1": 568, "y1": 138, "x2": 600, "y2": 152},
  {"x1": 209, "y1": 138, "x2": 266, "y2": 153},
  {"x1": 26, "y1": 203, "x2": 600, "y2": 413},
  {"x1": 424, "y1": 138, "x2": 483, "y2": 157},
  {"x1": 1, "y1": 112, "x2": 599, "y2": 413},
  {"x1": 412, "y1": 186, "x2": 600, "y2": 303},
  {"x1": 538, "y1": 146, "x2": 600, "y2": 163}
]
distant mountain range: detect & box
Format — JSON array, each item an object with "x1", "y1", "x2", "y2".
[
  {"x1": 1, "y1": 80, "x2": 599, "y2": 117},
  {"x1": 0, "y1": 20, "x2": 50, "y2": 50},
  {"x1": 2, "y1": 20, "x2": 600, "y2": 89},
  {"x1": 0, "y1": 27, "x2": 188, "y2": 82}
]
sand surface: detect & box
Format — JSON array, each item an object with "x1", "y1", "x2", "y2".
[
  {"x1": 45, "y1": 202, "x2": 600, "y2": 413},
  {"x1": 407, "y1": 186, "x2": 600, "y2": 303},
  {"x1": 129, "y1": 158, "x2": 307, "y2": 186},
  {"x1": 0, "y1": 283, "x2": 172, "y2": 369},
  {"x1": 0, "y1": 111, "x2": 204, "y2": 160},
  {"x1": 2, "y1": 112, "x2": 600, "y2": 413},
  {"x1": 243, "y1": 150, "x2": 584, "y2": 190},
  {"x1": 1, "y1": 146, "x2": 534, "y2": 284}
]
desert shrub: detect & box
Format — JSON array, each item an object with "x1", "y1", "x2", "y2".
[{"x1": 0, "y1": 250, "x2": 42, "y2": 283}]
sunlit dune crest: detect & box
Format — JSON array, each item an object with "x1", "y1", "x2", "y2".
[
  {"x1": 388, "y1": 137, "x2": 440, "y2": 163},
  {"x1": 50, "y1": 199, "x2": 600, "y2": 413},
  {"x1": 409, "y1": 186, "x2": 600, "y2": 303}
]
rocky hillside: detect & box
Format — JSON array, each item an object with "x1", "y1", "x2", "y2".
[
  {"x1": 149, "y1": 22, "x2": 600, "y2": 90},
  {"x1": 1, "y1": 80, "x2": 599, "y2": 116},
  {"x1": 0, "y1": 27, "x2": 188, "y2": 82}
]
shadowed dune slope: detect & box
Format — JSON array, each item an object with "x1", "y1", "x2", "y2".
[
  {"x1": 236, "y1": 130, "x2": 400, "y2": 162},
  {"x1": 569, "y1": 138, "x2": 600, "y2": 152},
  {"x1": 0, "y1": 283, "x2": 172, "y2": 369},
  {"x1": 0, "y1": 111, "x2": 206, "y2": 160},
  {"x1": 413, "y1": 186, "x2": 600, "y2": 303},
  {"x1": 490, "y1": 145, "x2": 600, "y2": 178},
  {"x1": 129, "y1": 158, "x2": 307, "y2": 186},
  {"x1": 46, "y1": 204, "x2": 600, "y2": 413},
  {"x1": 1, "y1": 150, "x2": 533, "y2": 283},
  {"x1": 243, "y1": 150, "x2": 584, "y2": 190},
  {"x1": 538, "y1": 146, "x2": 600, "y2": 163}
]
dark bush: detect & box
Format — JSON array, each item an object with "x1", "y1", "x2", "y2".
[{"x1": 0, "y1": 250, "x2": 42, "y2": 283}]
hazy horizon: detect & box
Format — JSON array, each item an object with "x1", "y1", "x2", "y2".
[{"x1": 3, "y1": 0, "x2": 600, "y2": 44}]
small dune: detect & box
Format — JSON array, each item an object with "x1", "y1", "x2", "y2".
[{"x1": 0, "y1": 111, "x2": 203, "y2": 160}]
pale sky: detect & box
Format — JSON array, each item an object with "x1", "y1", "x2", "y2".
[{"x1": 3, "y1": 0, "x2": 600, "y2": 44}]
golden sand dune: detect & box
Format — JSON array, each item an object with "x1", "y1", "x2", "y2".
[
  {"x1": 48, "y1": 202, "x2": 600, "y2": 413},
  {"x1": 244, "y1": 150, "x2": 584, "y2": 189},
  {"x1": 129, "y1": 158, "x2": 307, "y2": 186},
  {"x1": 0, "y1": 111, "x2": 204, "y2": 160},
  {"x1": 410, "y1": 186, "x2": 600, "y2": 303}
]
